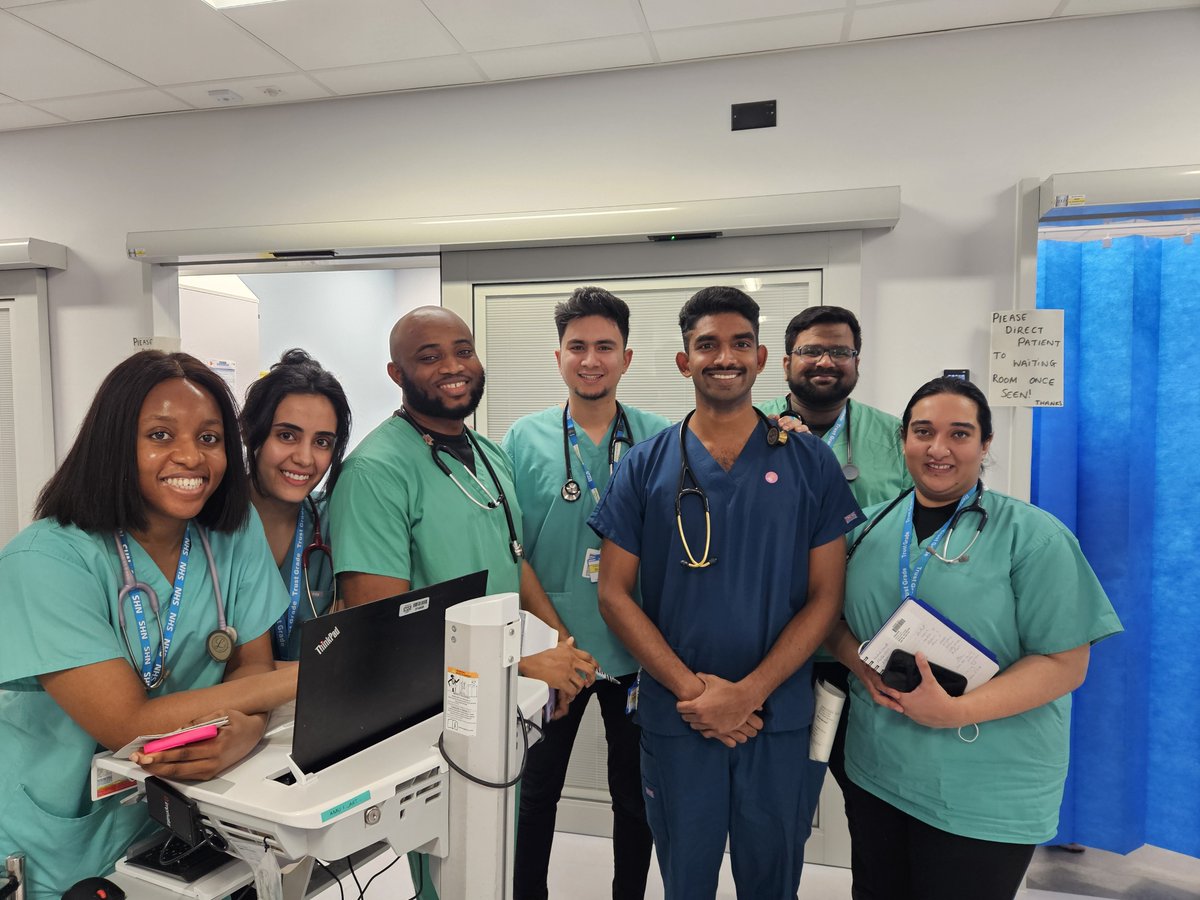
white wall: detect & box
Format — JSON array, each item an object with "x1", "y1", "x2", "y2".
[
  {"x1": 245, "y1": 267, "x2": 438, "y2": 451},
  {"x1": 2, "y1": 10, "x2": 1198, "y2": 475},
  {"x1": 179, "y1": 285, "x2": 260, "y2": 402}
]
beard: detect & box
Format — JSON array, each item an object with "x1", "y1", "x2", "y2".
[
  {"x1": 402, "y1": 368, "x2": 486, "y2": 423},
  {"x1": 787, "y1": 366, "x2": 857, "y2": 410}
]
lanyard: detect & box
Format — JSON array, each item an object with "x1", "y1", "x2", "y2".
[
  {"x1": 564, "y1": 408, "x2": 627, "y2": 503},
  {"x1": 821, "y1": 403, "x2": 848, "y2": 449},
  {"x1": 273, "y1": 504, "x2": 307, "y2": 655},
  {"x1": 898, "y1": 489, "x2": 973, "y2": 600},
  {"x1": 118, "y1": 525, "x2": 191, "y2": 686}
]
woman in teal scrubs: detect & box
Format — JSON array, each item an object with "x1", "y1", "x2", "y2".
[
  {"x1": 241, "y1": 349, "x2": 352, "y2": 660},
  {"x1": 0, "y1": 351, "x2": 295, "y2": 899},
  {"x1": 828, "y1": 377, "x2": 1122, "y2": 900}
]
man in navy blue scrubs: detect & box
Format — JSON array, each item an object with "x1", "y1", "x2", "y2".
[{"x1": 590, "y1": 286, "x2": 862, "y2": 899}]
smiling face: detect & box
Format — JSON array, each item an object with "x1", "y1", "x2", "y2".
[
  {"x1": 253, "y1": 392, "x2": 338, "y2": 506},
  {"x1": 555, "y1": 314, "x2": 632, "y2": 403},
  {"x1": 388, "y1": 309, "x2": 485, "y2": 429},
  {"x1": 676, "y1": 311, "x2": 767, "y2": 410},
  {"x1": 136, "y1": 378, "x2": 227, "y2": 536},
  {"x1": 904, "y1": 392, "x2": 992, "y2": 505},
  {"x1": 784, "y1": 321, "x2": 860, "y2": 410}
]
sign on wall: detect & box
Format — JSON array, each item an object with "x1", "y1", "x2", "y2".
[{"x1": 988, "y1": 309, "x2": 1064, "y2": 407}]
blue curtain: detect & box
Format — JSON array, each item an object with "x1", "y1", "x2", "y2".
[{"x1": 1033, "y1": 235, "x2": 1200, "y2": 857}]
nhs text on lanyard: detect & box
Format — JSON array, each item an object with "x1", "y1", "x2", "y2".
[
  {"x1": 273, "y1": 504, "x2": 307, "y2": 655},
  {"x1": 898, "y1": 489, "x2": 975, "y2": 600},
  {"x1": 119, "y1": 525, "x2": 191, "y2": 688}
]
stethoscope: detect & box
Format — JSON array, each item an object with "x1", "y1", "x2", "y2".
[
  {"x1": 560, "y1": 402, "x2": 635, "y2": 503},
  {"x1": 273, "y1": 495, "x2": 334, "y2": 655},
  {"x1": 115, "y1": 523, "x2": 236, "y2": 691},
  {"x1": 676, "y1": 408, "x2": 786, "y2": 569},
  {"x1": 845, "y1": 479, "x2": 989, "y2": 564},
  {"x1": 398, "y1": 409, "x2": 523, "y2": 564},
  {"x1": 785, "y1": 396, "x2": 858, "y2": 481}
]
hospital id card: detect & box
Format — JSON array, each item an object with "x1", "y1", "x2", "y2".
[{"x1": 582, "y1": 547, "x2": 601, "y2": 583}]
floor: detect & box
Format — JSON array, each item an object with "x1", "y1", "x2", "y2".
[{"x1": 326, "y1": 833, "x2": 1200, "y2": 899}]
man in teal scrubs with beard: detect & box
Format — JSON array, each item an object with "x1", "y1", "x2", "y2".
[
  {"x1": 503, "y1": 287, "x2": 669, "y2": 900},
  {"x1": 329, "y1": 306, "x2": 597, "y2": 900}
]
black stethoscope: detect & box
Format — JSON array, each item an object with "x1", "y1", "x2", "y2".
[
  {"x1": 560, "y1": 402, "x2": 635, "y2": 503},
  {"x1": 398, "y1": 409, "x2": 523, "y2": 564},
  {"x1": 785, "y1": 396, "x2": 858, "y2": 481},
  {"x1": 676, "y1": 408, "x2": 785, "y2": 569},
  {"x1": 846, "y1": 479, "x2": 989, "y2": 563}
]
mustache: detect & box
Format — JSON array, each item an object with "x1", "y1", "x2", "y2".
[{"x1": 804, "y1": 368, "x2": 842, "y2": 379}]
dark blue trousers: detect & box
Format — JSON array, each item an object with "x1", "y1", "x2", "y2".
[{"x1": 640, "y1": 728, "x2": 812, "y2": 900}]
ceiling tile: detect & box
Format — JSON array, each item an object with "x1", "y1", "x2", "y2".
[
  {"x1": 422, "y1": 0, "x2": 642, "y2": 51},
  {"x1": 11, "y1": 0, "x2": 294, "y2": 85},
  {"x1": 850, "y1": 0, "x2": 1061, "y2": 42},
  {"x1": 653, "y1": 12, "x2": 846, "y2": 62},
  {"x1": 474, "y1": 34, "x2": 654, "y2": 80},
  {"x1": 310, "y1": 56, "x2": 483, "y2": 95},
  {"x1": 0, "y1": 0, "x2": 71, "y2": 6},
  {"x1": 226, "y1": 0, "x2": 461, "y2": 70},
  {"x1": 0, "y1": 13, "x2": 145, "y2": 100},
  {"x1": 0, "y1": 102, "x2": 67, "y2": 130},
  {"x1": 30, "y1": 87, "x2": 189, "y2": 121},
  {"x1": 1060, "y1": 0, "x2": 1200, "y2": 13},
  {"x1": 640, "y1": 0, "x2": 847, "y2": 31},
  {"x1": 164, "y1": 72, "x2": 331, "y2": 109}
]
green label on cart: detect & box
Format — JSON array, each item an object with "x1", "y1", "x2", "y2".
[{"x1": 321, "y1": 790, "x2": 371, "y2": 822}]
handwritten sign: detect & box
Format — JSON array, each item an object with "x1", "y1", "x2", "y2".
[
  {"x1": 131, "y1": 335, "x2": 181, "y2": 353},
  {"x1": 988, "y1": 310, "x2": 1064, "y2": 407}
]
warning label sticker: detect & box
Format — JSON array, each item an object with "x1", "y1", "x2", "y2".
[{"x1": 445, "y1": 666, "x2": 480, "y2": 737}]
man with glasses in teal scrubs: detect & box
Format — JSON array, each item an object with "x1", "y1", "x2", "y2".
[
  {"x1": 503, "y1": 287, "x2": 670, "y2": 900},
  {"x1": 329, "y1": 306, "x2": 597, "y2": 900},
  {"x1": 760, "y1": 305, "x2": 911, "y2": 818}
]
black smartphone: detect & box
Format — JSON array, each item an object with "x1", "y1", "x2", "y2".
[{"x1": 881, "y1": 649, "x2": 968, "y2": 697}]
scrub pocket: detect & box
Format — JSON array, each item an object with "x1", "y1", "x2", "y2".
[{"x1": 1, "y1": 783, "x2": 151, "y2": 895}]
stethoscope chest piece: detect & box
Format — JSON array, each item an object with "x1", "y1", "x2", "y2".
[
  {"x1": 206, "y1": 628, "x2": 236, "y2": 663},
  {"x1": 765, "y1": 423, "x2": 787, "y2": 446},
  {"x1": 842, "y1": 462, "x2": 860, "y2": 481},
  {"x1": 561, "y1": 479, "x2": 582, "y2": 502}
]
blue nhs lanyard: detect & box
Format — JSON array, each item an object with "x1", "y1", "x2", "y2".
[
  {"x1": 118, "y1": 525, "x2": 191, "y2": 686},
  {"x1": 565, "y1": 409, "x2": 627, "y2": 504},
  {"x1": 821, "y1": 403, "x2": 848, "y2": 448},
  {"x1": 898, "y1": 489, "x2": 975, "y2": 600},
  {"x1": 273, "y1": 504, "x2": 308, "y2": 655}
]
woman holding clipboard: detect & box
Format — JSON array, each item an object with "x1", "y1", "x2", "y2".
[{"x1": 826, "y1": 377, "x2": 1121, "y2": 900}]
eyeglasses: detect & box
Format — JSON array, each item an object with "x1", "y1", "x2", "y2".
[{"x1": 790, "y1": 345, "x2": 859, "y2": 362}]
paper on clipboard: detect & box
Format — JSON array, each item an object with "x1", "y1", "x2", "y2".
[{"x1": 858, "y1": 597, "x2": 999, "y2": 693}]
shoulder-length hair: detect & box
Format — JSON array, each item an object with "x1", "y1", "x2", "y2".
[
  {"x1": 35, "y1": 351, "x2": 250, "y2": 533},
  {"x1": 239, "y1": 348, "x2": 352, "y2": 496}
]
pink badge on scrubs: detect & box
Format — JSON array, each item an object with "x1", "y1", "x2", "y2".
[{"x1": 764, "y1": 471, "x2": 779, "y2": 484}]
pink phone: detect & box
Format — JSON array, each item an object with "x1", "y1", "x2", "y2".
[{"x1": 142, "y1": 724, "x2": 219, "y2": 755}]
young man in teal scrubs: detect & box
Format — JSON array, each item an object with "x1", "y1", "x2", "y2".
[
  {"x1": 759, "y1": 305, "x2": 911, "y2": 804},
  {"x1": 590, "y1": 287, "x2": 862, "y2": 900},
  {"x1": 328, "y1": 306, "x2": 597, "y2": 900},
  {"x1": 503, "y1": 287, "x2": 670, "y2": 900}
]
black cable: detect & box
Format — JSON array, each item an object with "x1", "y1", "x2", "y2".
[
  {"x1": 346, "y1": 854, "x2": 364, "y2": 898},
  {"x1": 1, "y1": 875, "x2": 19, "y2": 900},
  {"x1": 351, "y1": 854, "x2": 401, "y2": 899},
  {"x1": 436, "y1": 708, "x2": 537, "y2": 789},
  {"x1": 314, "y1": 859, "x2": 345, "y2": 900}
]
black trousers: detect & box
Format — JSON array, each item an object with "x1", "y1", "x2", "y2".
[
  {"x1": 514, "y1": 673, "x2": 652, "y2": 900},
  {"x1": 843, "y1": 777, "x2": 1036, "y2": 900}
]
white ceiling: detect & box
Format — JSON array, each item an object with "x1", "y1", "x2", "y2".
[{"x1": 0, "y1": 0, "x2": 1195, "y2": 134}]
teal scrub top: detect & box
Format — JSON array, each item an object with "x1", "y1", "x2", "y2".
[
  {"x1": 842, "y1": 490, "x2": 1122, "y2": 844},
  {"x1": 329, "y1": 415, "x2": 523, "y2": 595},
  {"x1": 760, "y1": 396, "x2": 911, "y2": 509},
  {"x1": 503, "y1": 404, "x2": 670, "y2": 676},
  {"x1": 271, "y1": 493, "x2": 335, "y2": 661},
  {"x1": 0, "y1": 512, "x2": 289, "y2": 900}
]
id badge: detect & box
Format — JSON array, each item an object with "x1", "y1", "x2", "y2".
[
  {"x1": 625, "y1": 671, "x2": 640, "y2": 715},
  {"x1": 582, "y1": 547, "x2": 601, "y2": 583}
]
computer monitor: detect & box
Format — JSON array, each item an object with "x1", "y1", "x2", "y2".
[{"x1": 291, "y1": 571, "x2": 488, "y2": 775}]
